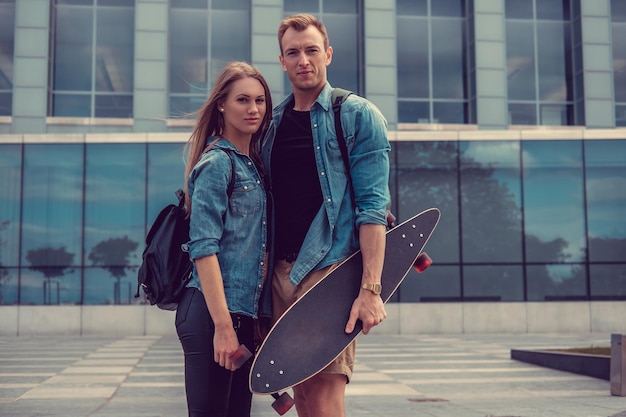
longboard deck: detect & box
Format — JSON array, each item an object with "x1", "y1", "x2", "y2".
[{"x1": 250, "y1": 208, "x2": 440, "y2": 395}]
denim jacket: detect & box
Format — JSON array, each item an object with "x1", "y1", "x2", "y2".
[
  {"x1": 185, "y1": 138, "x2": 270, "y2": 318},
  {"x1": 262, "y1": 83, "x2": 391, "y2": 286}
]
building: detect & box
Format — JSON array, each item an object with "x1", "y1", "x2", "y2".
[{"x1": 0, "y1": 0, "x2": 625, "y2": 336}]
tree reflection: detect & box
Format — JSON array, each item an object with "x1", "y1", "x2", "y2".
[
  {"x1": 0, "y1": 220, "x2": 11, "y2": 304},
  {"x1": 395, "y1": 141, "x2": 587, "y2": 301},
  {"x1": 25, "y1": 246, "x2": 75, "y2": 304},
  {"x1": 88, "y1": 236, "x2": 138, "y2": 304}
]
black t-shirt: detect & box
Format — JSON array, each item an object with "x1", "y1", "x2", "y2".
[{"x1": 271, "y1": 105, "x2": 323, "y2": 258}]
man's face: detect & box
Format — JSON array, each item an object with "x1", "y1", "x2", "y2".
[{"x1": 279, "y1": 25, "x2": 332, "y2": 93}]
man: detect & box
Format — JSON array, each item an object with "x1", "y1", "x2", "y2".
[{"x1": 261, "y1": 14, "x2": 391, "y2": 417}]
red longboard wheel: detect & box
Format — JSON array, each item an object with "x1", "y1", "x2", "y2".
[
  {"x1": 413, "y1": 252, "x2": 432, "y2": 273},
  {"x1": 229, "y1": 344, "x2": 253, "y2": 369},
  {"x1": 271, "y1": 392, "x2": 295, "y2": 415}
]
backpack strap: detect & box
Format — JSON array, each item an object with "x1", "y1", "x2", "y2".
[
  {"x1": 221, "y1": 149, "x2": 236, "y2": 197},
  {"x1": 331, "y1": 88, "x2": 355, "y2": 203}
]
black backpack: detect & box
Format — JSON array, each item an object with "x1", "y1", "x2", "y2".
[{"x1": 135, "y1": 150, "x2": 235, "y2": 310}]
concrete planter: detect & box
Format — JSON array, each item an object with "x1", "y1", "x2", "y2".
[{"x1": 510, "y1": 348, "x2": 610, "y2": 381}]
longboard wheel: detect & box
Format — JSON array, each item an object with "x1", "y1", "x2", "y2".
[
  {"x1": 229, "y1": 344, "x2": 253, "y2": 369},
  {"x1": 271, "y1": 392, "x2": 294, "y2": 415},
  {"x1": 413, "y1": 252, "x2": 432, "y2": 273}
]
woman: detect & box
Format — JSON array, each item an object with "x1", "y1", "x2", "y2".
[{"x1": 176, "y1": 61, "x2": 273, "y2": 417}]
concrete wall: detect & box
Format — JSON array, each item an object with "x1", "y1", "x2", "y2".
[{"x1": 1, "y1": 302, "x2": 625, "y2": 336}]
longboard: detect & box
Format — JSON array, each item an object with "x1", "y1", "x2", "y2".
[{"x1": 249, "y1": 208, "x2": 440, "y2": 413}]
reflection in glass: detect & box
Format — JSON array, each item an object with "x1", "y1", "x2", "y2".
[
  {"x1": 463, "y1": 265, "x2": 524, "y2": 301},
  {"x1": 505, "y1": 0, "x2": 532, "y2": 19},
  {"x1": 396, "y1": 141, "x2": 460, "y2": 263},
  {"x1": 284, "y1": 0, "x2": 318, "y2": 13},
  {"x1": 432, "y1": 18, "x2": 466, "y2": 99},
  {"x1": 506, "y1": 21, "x2": 536, "y2": 101},
  {"x1": 323, "y1": 14, "x2": 359, "y2": 93},
  {"x1": 84, "y1": 267, "x2": 139, "y2": 305},
  {"x1": 523, "y1": 141, "x2": 586, "y2": 263},
  {"x1": 526, "y1": 264, "x2": 587, "y2": 301},
  {"x1": 537, "y1": 22, "x2": 570, "y2": 102},
  {"x1": 398, "y1": 266, "x2": 461, "y2": 302},
  {"x1": 323, "y1": 0, "x2": 357, "y2": 13},
  {"x1": 536, "y1": 0, "x2": 568, "y2": 20},
  {"x1": 585, "y1": 140, "x2": 626, "y2": 262},
  {"x1": 0, "y1": 1, "x2": 14, "y2": 115},
  {"x1": 20, "y1": 268, "x2": 81, "y2": 305},
  {"x1": 85, "y1": 144, "x2": 145, "y2": 277},
  {"x1": 0, "y1": 145, "x2": 22, "y2": 268},
  {"x1": 147, "y1": 143, "x2": 188, "y2": 225},
  {"x1": 210, "y1": 10, "x2": 250, "y2": 78},
  {"x1": 53, "y1": 5, "x2": 93, "y2": 91},
  {"x1": 169, "y1": 7, "x2": 208, "y2": 116},
  {"x1": 397, "y1": 17, "x2": 429, "y2": 98},
  {"x1": 398, "y1": 101, "x2": 430, "y2": 123},
  {"x1": 590, "y1": 265, "x2": 626, "y2": 300},
  {"x1": 613, "y1": 21, "x2": 626, "y2": 102},
  {"x1": 460, "y1": 141, "x2": 523, "y2": 263},
  {"x1": 431, "y1": 0, "x2": 464, "y2": 17},
  {"x1": 0, "y1": 268, "x2": 17, "y2": 305},
  {"x1": 433, "y1": 101, "x2": 466, "y2": 123},
  {"x1": 397, "y1": 0, "x2": 427, "y2": 16},
  {"x1": 509, "y1": 103, "x2": 536, "y2": 125}
]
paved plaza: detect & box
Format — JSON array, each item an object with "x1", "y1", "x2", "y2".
[{"x1": 0, "y1": 333, "x2": 625, "y2": 417}]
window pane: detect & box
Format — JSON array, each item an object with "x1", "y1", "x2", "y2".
[
  {"x1": 536, "y1": 0, "x2": 567, "y2": 20},
  {"x1": 53, "y1": 94, "x2": 91, "y2": 117},
  {"x1": 613, "y1": 23, "x2": 626, "y2": 102},
  {"x1": 537, "y1": 22, "x2": 570, "y2": 102},
  {"x1": 506, "y1": 21, "x2": 536, "y2": 100},
  {"x1": 431, "y1": 0, "x2": 464, "y2": 17},
  {"x1": 210, "y1": 10, "x2": 250, "y2": 77},
  {"x1": 398, "y1": 265, "x2": 461, "y2": 302},
  {"x1": 396, "y1": 141, "x2": 460, "y2": 263},
  {"x1": 433, "y1": 101, "x2": 466, "y2": 123},
  {"x1": 147, "y1": 143, "x2": 188, "y2": 223},
  {"x1": 505, "y1": 0, "x2": 532, "y2": 19},
  {"x1": 169, "y1": 8, "x2": 208, "y2": 95},
  {"x1": 21, "y1": 145, "x2": 84, "y2": 305},
  {"x1": 431, "y1": 18, "x2": 465, "y2": 99},
  {"x1": 0, "y1": 268, "x2": 18, "y2": 305},
  {"x1": 95, "y1": 7, "x2": 134, "y2": 93},
  {"x1": 463, "y1": 265, "x2": 524, "y2": 301},
  {"x1": 396, "y1": 0, "x2": 427, "y2": 16},
  {"x1": 460, "y1": 141, "x2": 523, "y2": 263},
  {"x1": 0, "y1": 145, "x2": 21, "y2": 268},
  {"x1": 213, "y1": 0, "x2": 248, "y2": 10},
  {"x1": 584, "y1": 140, "x2": 626, "y2": 262},
  {"x1": 171, "y1": 0, "x2": 206, "y2": 8},
  {"x1": 284, "y1": 0, "x2": 317, "y2": 13},
  {"x1": 0, "y1": 0, "x2": 14, "y2": 115},
  {"x1": 617, "y1": 105, "x2": 626, "y2": 126},
  {"x1": 509, "y1": 103, "x2": 536, "y2": 124},
  {"x1": 84, "y1": 267, "x2": 137, "y2": 304},
  {"x1": 54, "y1": 5, "x2": 93, "y2": 91},
  {"x1": 527, "y1": 264, "x2": 587, "y2": 301},
  {"x1": 323, "y1": 14, "x2": 359, "y2": 93},
  {"x1": 540, "y1": 103, "x2": 572, "y2": 125},
  {"x1": 523, "y1": 141, "x2": 586, "y2": 263},
  {"x1": 95, "y1": 94, "x2": 132, "y2": 118},
  {"x1": 590, "y1": 264, "x2": 626, "y2": 299},
  {"x1": 614, "y1": 0, "x2": 626, "y2": 21},
  {"x1": 84, "y1": 144, "x2": 145, "y2": 305},
  {"x1": 398, "y1": 100, "x2": 429, "y2": 123},
  {"x1": 397, "y1": 17, "x2": 429, "y2": 98},
  {"x1": 323, "y1": 0, "x2": 357, "y2": 13}
]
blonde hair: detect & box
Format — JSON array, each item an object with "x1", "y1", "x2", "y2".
[{"x1": 278, "y1": 13, "x2": 329, "y2": 55}]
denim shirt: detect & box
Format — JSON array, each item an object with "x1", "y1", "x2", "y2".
[
  {"x1": 185, "y1": 138, "x2": 270, "y2": 318},
  {"x1": 262, "y1": 83, "x2": 391, "y2": 286}
]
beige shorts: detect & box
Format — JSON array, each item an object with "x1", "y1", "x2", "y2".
[{"x1": 271, "y1": 259, "x2": 355, "y2": 382}]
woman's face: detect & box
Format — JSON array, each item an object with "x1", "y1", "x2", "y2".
[{"x1": 220, "y1": 77, "x2": 267, "y2": 141}]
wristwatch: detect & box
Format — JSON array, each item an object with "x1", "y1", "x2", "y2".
[{"x1": 361, "y1": 283, "x2": 382, "y2": 295}]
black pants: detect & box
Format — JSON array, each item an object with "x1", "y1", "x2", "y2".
[{"x1": 175, "y1": 288, "x2": 255, "y2": 417}]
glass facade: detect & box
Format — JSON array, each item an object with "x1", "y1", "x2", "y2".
[
  {"x1": 392, "y1": 138, "x2": 626, "y2": 303},
  {"x1": 0, "y1": 1, "x2": 625, "y2": 309}
]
